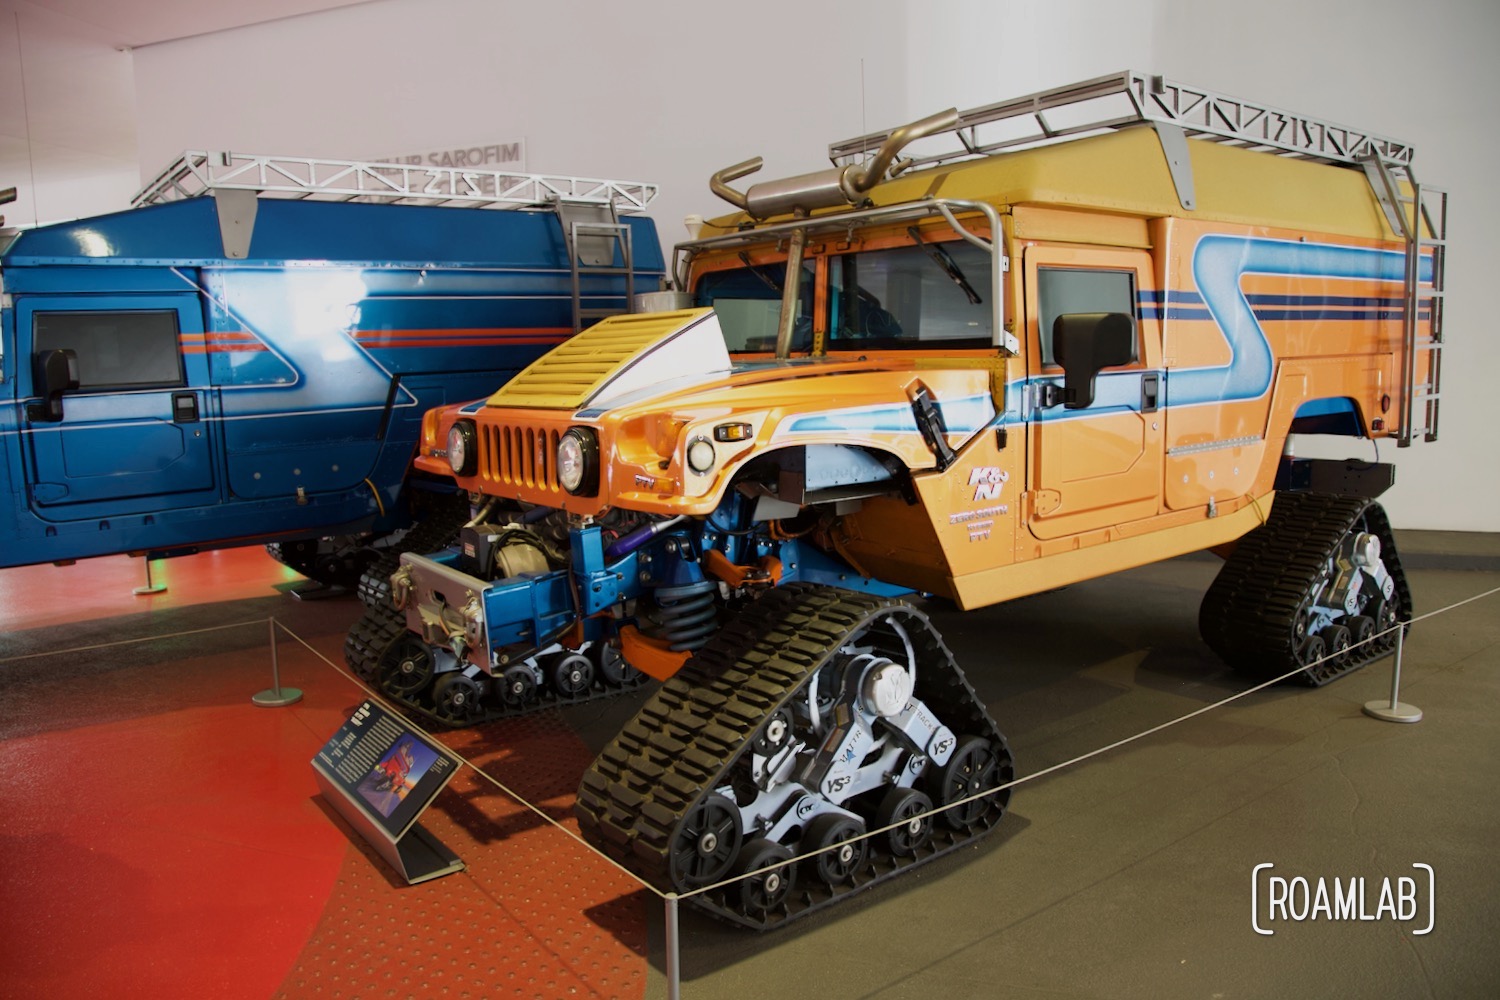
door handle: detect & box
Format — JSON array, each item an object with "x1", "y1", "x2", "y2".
[
  {"x1": 1141, "y1": 373, "x2": 1160, "y2": 413},
  {"x1": 172, "y1": 392, "x2": 200, "y2": 423}
]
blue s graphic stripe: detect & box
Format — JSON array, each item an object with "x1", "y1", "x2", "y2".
[{"x1": 1174, "y1": 236, "x2": 1431, "y2": 408}]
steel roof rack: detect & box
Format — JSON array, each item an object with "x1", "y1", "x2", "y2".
[
  {"x1": 829, "y1": 71, "x2": 1414, "y2": 212},
  {"x1": 831, "y1": 70, "x2": 1413, "y2": 172},
  {"x1": 133, "y1": 151, "x2": 659, "y2": 213}
]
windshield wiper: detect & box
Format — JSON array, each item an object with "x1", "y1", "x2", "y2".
[
  {"x1": 738, "y1": 251, "x2": 784, "y2": 294},
  {"x1": 907, "y1": 226, "x2": 982, "y2": 305}
]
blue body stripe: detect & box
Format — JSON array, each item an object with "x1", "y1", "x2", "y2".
[
  {"x1": 1171, "y1": 236, "x2": 1431, "y2": 408},
  {"x1": 783, "y1": 393, "x2": 996, "y2": 436}
]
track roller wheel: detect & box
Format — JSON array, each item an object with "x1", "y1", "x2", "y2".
[
  {"x1": 875, "y1": 787, "x2": 933, "y2": 857},
  {"x1": 668, "y1": 792, "x2": 742, "y2": 890},
  {"x1": 593, "y1": 642, "x2": 642, "y2": 687},
  {"x1": 379, "y1": 637, "x2": 435, "y2": 698},
  {"x1": 1296, "y1": 635, "x2": 1326, "y2": 669},
  {"x1": 431, "y1": 672, "x2": 483, "y2": 726},
  {"x1": 1373, "y1": 601, "x2": 1402, "y2": 653},
  {"x1": 1346, "y1": 615, "x2": 1375, "y2": 654},
  {"x1": 801, "y1": 814, "x2": 866, "y2": 886},
  {"x1": 751, "y1": 710, "x2": 793, "y2": 756},
  {"x1": 550, "y1": 653, "x2": 594, "y2": 698},
  {"x1": 928, "y1": 735, "x2": 1007, "y2": 831},
  {"x1": 499, "y1": 665, "x2": 538, "y2": 707},
  {"x1": 1324, "y1": 624, "x2": 1352, "y2": 667},
  {"x1": 736, "y1": 839, "x2": 796, "y2": 915}
]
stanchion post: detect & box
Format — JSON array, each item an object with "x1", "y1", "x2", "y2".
[
  {"x1": 253, "y1": 617, "x2": 303, "y2": 707},
  {"x1": 665, "y1": 892, "x2": 681, "y2": 1000},
  {"x1": 1363, "y1": 623, "x2": 1421, "y2": 723},
  {"x1": 132, "y1": 557, "x2": 167, "y2": 596}
]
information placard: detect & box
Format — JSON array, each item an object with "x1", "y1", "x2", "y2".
[{"x1": 312, "y1": 701, "x2": 464, "y2": 883}]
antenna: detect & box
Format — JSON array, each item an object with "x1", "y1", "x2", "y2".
[{"x1": 13, "y1": 12, "x2": 40, "y2": 225}]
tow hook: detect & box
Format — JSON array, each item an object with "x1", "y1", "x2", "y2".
[{"x1": 390, "y1": 565, "x2": 413, "y2": 610}]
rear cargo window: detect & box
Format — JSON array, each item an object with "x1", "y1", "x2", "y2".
[{"x1": 33, "y1": 310, "x2": 183, "y2": 390}]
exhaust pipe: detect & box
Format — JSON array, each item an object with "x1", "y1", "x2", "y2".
[
  {"x1": 709, "y1": 107, "x2": 959, "y2": 220},
  {"x1": 706, "y1": 106, "x2": 959, "y2": 359}
]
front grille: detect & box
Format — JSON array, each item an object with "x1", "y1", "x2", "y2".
[{"x1": 479, "y1": 422, "x2": 562, "y2": 494}]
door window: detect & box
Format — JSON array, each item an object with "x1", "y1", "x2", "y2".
[
  {"x1": 33, "y1": 310, "x2": 184, "y2": 390},
  {"x1": 1036, "y1": 268, "x2": 1137, "y2": 367}
]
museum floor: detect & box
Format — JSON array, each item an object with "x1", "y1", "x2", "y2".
[{"x1": 1, "y1": 533, "x2": 1497, "y2": 1000}]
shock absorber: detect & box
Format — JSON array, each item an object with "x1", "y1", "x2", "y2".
[{"x1": 654, "y1": 579, "x2": 719, "y2": 651}]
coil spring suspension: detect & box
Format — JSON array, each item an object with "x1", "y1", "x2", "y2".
[{"x1": 654, "y1": 579, "x2": 719, "y2": 651}]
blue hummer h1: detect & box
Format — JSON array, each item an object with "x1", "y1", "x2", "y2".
[{"x1": 0, "y1": 152, "x2": 663, "y2": 585}]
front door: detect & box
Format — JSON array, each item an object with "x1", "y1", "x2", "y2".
[
  {"x1": 21, "y1": 295, "x2": 219, "y2": 519},
  {"x1": 1023, "y1": 245, "x2": 1163, "y2": 540}
]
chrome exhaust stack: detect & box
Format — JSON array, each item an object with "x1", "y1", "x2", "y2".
[
  {"x1": 710, "y1": 107, "x2": 959, "y2": 220},
  {"x1": 708, "y1": 108, "x2": 958, "y2": 358}
]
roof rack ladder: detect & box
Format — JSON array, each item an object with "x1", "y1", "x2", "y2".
[
  {"x1": 1361, "y1": 155, "x2": 1446, "y2": 446},
  {"x1": 556, "y1": 201, "x2": 636, "y2": 333}
]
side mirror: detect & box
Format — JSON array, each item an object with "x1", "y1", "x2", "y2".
[
  {"x1": 28, "y1": 348, "x2": 80, "y2": 423},
  {"x1": 1053, "y1": 312, "x2": 1135, "y2": 409}
]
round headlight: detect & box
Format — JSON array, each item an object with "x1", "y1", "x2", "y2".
[
  {"x1": 686, "y1": 436, "x2": 716, "y2": 475},
  {"x1": 558, "y1": 427, "x2": 599, "y2": 495},
  {"x1": 447, "y1": 421, "x2": 477, "y2": 477}
]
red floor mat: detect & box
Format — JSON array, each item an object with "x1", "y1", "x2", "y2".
[
  {"x1": 0, "y1": 549, "x2": 304, "y2": 634},
  {"x1": 0, "y1": 648, "x2": 352, "y2": 998},
  {"x1": 0, "y1": 556, "x2": 649, "y2": 999}
]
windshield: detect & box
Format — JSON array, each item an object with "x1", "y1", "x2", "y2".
[
  {"x1": 828, "y1": 242, "x2": 992, "y2": 350},
  {"x1": 693, "y1": 259, "x2": 813, "y2": 353},
  {"x1": 691, "y1": 238, "x2": 994, "y2": 354}
]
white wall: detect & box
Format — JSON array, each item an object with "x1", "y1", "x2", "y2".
[
  {"x1": 130, "y1": 0, "x2": 911, "y2": 247},
  {"x1": 122, "y1": 0, "x2": 1499, "y2": 530},
  {"x1": 897, "y1": 0, "x2": 1159, "y2": 116},
  {"x1": 0, "y1": 1, "x2": 139, "y2": 225}
]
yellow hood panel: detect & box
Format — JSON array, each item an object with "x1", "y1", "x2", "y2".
[{"x1": 486, "y1": 308, "x2": 717, "y2": 410}]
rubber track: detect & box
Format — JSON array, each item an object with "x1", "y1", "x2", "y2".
[
  {"x1": 341, "y1": 602, "x2": 648, "y2": 728},
  {"x1": 343, "y1": 603, "x2": 405, "y2": 683},
  {"x1": 1199, "y1": 492, "x2": 1412, "y2": 686},
  {"x1": 575, "y1": 583, "x2": 1012, "y2": 930},
  {"x1": 356, "y1": 493, "x2": 472, "y2": 610}
]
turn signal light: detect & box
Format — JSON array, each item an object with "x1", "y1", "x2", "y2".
[{"x1": 713, "y1": 421, "x2": 753, "y2": 442}]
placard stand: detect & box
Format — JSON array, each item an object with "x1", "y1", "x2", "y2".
[
  {"x1": 311, "y1": 768, "x2": 463, "y2": 883},
  {"x1": 311, "y1": 701, "x2": 465, "y2": 885}
]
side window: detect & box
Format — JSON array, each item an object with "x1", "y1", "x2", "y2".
[
  {"x1": 828, "y1": 241, "x2": 992, "y2": 349},
  {"x1": 33, "y1": 310, "x2": 184, "y2": 390},
  {"x1": 1037, "y1": 268, "x2": 1137, "y2": 367}
]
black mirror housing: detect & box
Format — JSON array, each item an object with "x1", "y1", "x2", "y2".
[
  {"x1": 29, "y1": 348, "x2": 80, "y2": 423},
  {"x1": 1053, "y1": 312, "x2": 1135, "y2": 409}
]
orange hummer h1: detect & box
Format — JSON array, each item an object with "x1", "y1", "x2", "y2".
[{"x1": 346, "y1": 72, "x2": 1446, "y2": 928}]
